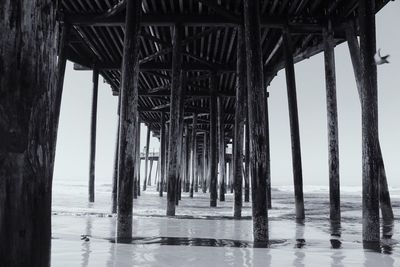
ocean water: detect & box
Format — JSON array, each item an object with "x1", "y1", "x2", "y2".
[{"x1": 51, "y1": 178, "x2": 400, "y2": 266}]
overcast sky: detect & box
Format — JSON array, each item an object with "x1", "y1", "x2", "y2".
[{"x1": 54, "y1": 2, "x2": 400, "y2": 188}]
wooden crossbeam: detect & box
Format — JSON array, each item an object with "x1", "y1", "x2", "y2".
[
  {"x1": 139, "y1": 106, "x2": 235, "y2": 115},
  {"x1": 66, "y1": 13, "x2": 326, "y2": 31},
  {"x1": 73, "y1": 61, "x2": 235, "y2": 72},
  {"x1": 138, "y1": 28, "x2": 219, "y2": 65},
  {"x1": 196, "y1": 0, "x2": 240, "y2": 23}
]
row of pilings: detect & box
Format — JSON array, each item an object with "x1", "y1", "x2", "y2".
[{"x1": 0, "y1": 0, "x2": 395, "y2": 266}]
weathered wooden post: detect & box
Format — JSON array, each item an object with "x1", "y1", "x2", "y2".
[
  {"x1": 244, "y1": 120, "x2": 250, "y2": 202},
  {"x1": 136, "y1": 118, "x2": 141, "y2": 197},
  {"x1": 166, "y1": 23, "x2": 184, "y2": 216},
  {"x1": 116, "y1": 0, "x2": 141, "y2": 242},
  {"x1": 243, "y1": 0, "x2": 270, "y2": 243},
  {"x1": 218, "y1": 97, "x2": 226, "y2": 201},
  {"x1": 359, "y1": 0, "x2": 380, "y2": 244},
  {"x1": 265, "y1": 92, "x2": 272, "y2": 209},
  {"x1": 195, "y1": 152, "x2": 200, "y2": 193},
  {"x1": 148, "y1": 159, "x2": 154, "y2": 187},
  {"x1": 112, "y1": 96, "x2": 121, "y2": 213},
  {"x1": 198, "y1": 152, "x2": 204, "y2": 191},
  {"x1": 143, "y1": 126, "x2": 151, "y2": 190},
  {"x1": 133, "y1": 117, "x2": 140, "y2": 199},
  {"x1": 190, "y1": 113, "x2": 198, "y2": 197},
  {"x1": 89, "y1": 69, "x2": 99, "y2": 202},
  {"x1": 184, "y1": 126, "x2": 190, "y2": 192},
  {"x1": 53, "y1": 22, "x2": 70, "y2": 150},
  {"x1": 154, "y1": 157, "x2": 160, "y2": 189},
  {"x1": 210, "y1": 73, "x2": 219, "y2": 207},
  {"x1": 159, "y1": 112, "x2": 166, "y2": 197},
  {"x1": 283, "y1": 28, "x2": 305, "y2": 221},
  {"x1": 233, "y1": 26, "x2": 246, "y2": 219},
  {"x1": 112, "y1": 121, "x2": 120, "y2": 214},
  {"x1": 323, "y1": 23, "x2": 340, "y2": 224},
  {"x1": 346, "y1": 23, "x2": 394, "y2": 222},
  {"x1": 164, "y1": 125, "x2": 170, "y2": 192},
  {"x1": 203, "y1": 133, "x2": 208, "y2": 193},
  {"x1": 0, "y1": 1, "x2": 58, "y2": 265}
]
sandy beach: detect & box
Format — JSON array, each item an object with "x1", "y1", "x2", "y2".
[{"x1": 51, "y1": 180, "x2": 400, "y2": 266}]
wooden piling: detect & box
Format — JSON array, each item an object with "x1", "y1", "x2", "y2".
[
  {"x1": 243, "y1": 0, "x2": 269, "y2": 243},
  {"x1": 209, "y1": 73, "x2": 219, "y2": 207},
  {"x1": 155, "y1": 158, "x2": 160, "y2": 189},
  {"x1": 166, "y1": 24, "x2": 184, "y2": 216},
  {"x1": 282, "y1": 29, "x2": 305, "y2": 221},
  {"x1": 143, "y1": 126, "x2": 151, "y2": 190},
  {"x1": 244, "y1": 119, "x2": 250, "y2": 202},
  {"x1": 159, "y1": 112, "x2": 166, "y2": 197},
  {"x1": 233, "y1": 26, "x2": 246, "y2": 219},
  {"x1": 323, "y1": 24, "x2": 341, "y2": 223},
  {"x1": 164, "y1": 126, "x2": 170, "y2": 193},
  {"x1": 133, "y1": 118, "x2": 141, "y2": 198},
  {"x1": 116, "y1": 0, "x2": 141, "y2": 242},
  {"x1": 190, "y1": 114, "x2": 198, "y2": 198},
  {"x1": 359, "y1": 0, "x2": 380, "y2": 243},
  {"x1": 112, "y1": 122, "x2": 120, "y2": 214},
  {"x1": 229, "y1": 160, "x2": 234, "y2": 193},
  {"x1": 89, "y1": 69, "x2": 99, "y2": 203},
  {"x1": 346, "y1": 23, "x2": 394, "y2": 222},
  {"x1": 218, "y1": 98, "x2": 226, "y2": 201},
  {"x1": 0, "y1": 1, "x2": 58, "y2": 264},
  {"x1": 53, "y1": 23, "x2": 70, "y2": 155},
  {"x1": 195, "y1": 153, "x2": 200, "y2": 193},
  {"x1": 203, "y1": 133, "x2": 208, "y2": 193},
  {"x1": 185, "y1": 126, "x2": 191, "y2": 192},
  {"x1": 148, "y1": 159, "x2": 154, "y2": 187}
]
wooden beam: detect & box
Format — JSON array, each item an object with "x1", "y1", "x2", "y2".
[
  {"x1": 283, "y1": 29, "x2": 305, "y2": 221},
  {"x1": 74, "y1": 61, "x2": 236, "y2": 72},
  {"x1": 111, "y1": 116, "x2": 120, "y2": 214},
  {"x1": 244, "y1": 0, "x2": 270, "y2": 244},
  {"x1": 323, "y1": 24, "x2": 340, "y2": 224},
  {"x1": 134, "y1": 116, "x2": 141, "y2": 198},
  {"x1": 138, "y1": 89, "x2": 235, "y2": 98},
  {"x1": 359, "y1": 0, "x2": 380, "y2": 244},
  {"x1": 218, "y1": 97, "x2": 226, "y2": 202},
  {"x1": 202, "y1": 133, "x2": 208, "y2": 193},
  {"x1": 190, "y1": 113, "x2": 198, "y2": 198},
  {"x1": 0, "y1": 1, "x2": 58, "y2": 265},
  {"x1": 53, "y1": 23, "x2": 70, "y2": 158},
  {"x1": 143, "y1": 126, "x2": 151, "y2": 191},
  {"x1": 116, "y1": 0, "x2": 141, "y2": 243},
  {"x1": 166, "y1": 24, "x2": 184, "y2": 216},
  {"x1": 209, "y1": 73, "x2": 218, "y2": 207},
  {"x1": 159, "y1": 112, "x2": 166, "y2": 197},
  {"x1": 67, "y1": 13, "x2": 326, "y2": 30},
  {"x1": 233, "y1": 26, "x2": 246, "y2": 219},
  {"x1": 345, "y1": 23, "x2": 394, "y2": 224},
  {"x1": 196, "y1": 0, "x2": 240, "y2": 22},
  {"x1": 89, "y1": 69, "x2": 99, "y2": 203},
  {"x1": 244, "y1": 117, "x2": 250, "y2": 203}
]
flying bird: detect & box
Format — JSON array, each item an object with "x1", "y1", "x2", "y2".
[{"x1": 374, "y1": 49, "x2": 390, "y2": 65}]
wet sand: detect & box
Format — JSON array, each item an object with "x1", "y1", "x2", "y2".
[{"x1": 51, "y1": 184, "x2": 400, "y2": 266}]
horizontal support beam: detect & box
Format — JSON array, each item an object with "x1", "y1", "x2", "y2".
[
  {"x1": 138, "y1": 106, "x2": 235, "y2": 115},
  {"x1": 138, "y1": 90, "x2": 235, "y2": 98},
  {"x1": 66, "y1": 13, "x2": 327, "y2": 31},
  {"x1": 67, "y1": 14, "x2": 238, "y2": 27},
  {"x1": 73, "y1": 61, "x2": 236, "y2": 72}
]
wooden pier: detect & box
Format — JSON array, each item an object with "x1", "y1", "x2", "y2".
[{"x1": 0, "y1": 0, "x2": 395, "y2": 265}]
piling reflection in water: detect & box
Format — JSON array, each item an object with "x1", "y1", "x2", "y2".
[
  {"x1": 109, "y1": 236, "x2": 288, "y2": 248},
  {"x1": 295, "y1": 220, "x2": 306, "y2": 249}
]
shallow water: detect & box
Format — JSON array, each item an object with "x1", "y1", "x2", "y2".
[{"x1": 51, "y1": 181, "x2": 400, "y2": 266}]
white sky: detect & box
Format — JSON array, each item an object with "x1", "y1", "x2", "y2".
[{"x1": 54, "y1": 2, "x2": 400, "y2": 188}]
